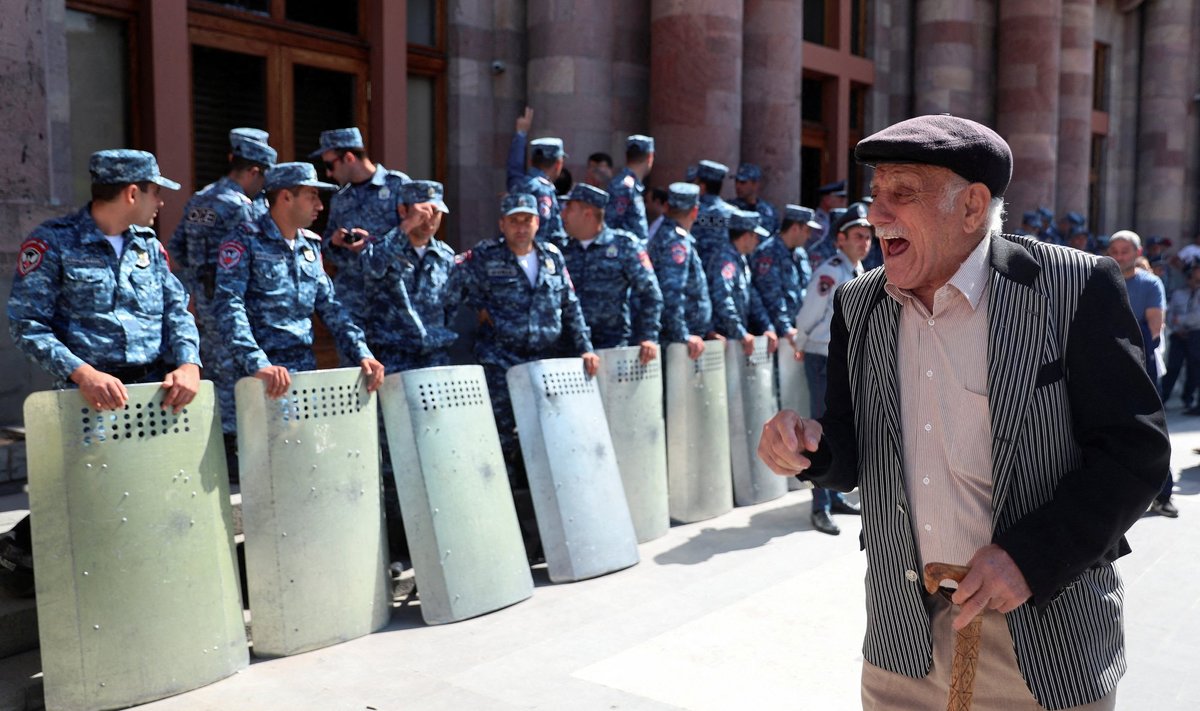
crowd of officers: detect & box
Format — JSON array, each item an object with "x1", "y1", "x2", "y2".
[{"x1": 3, "y1": 115, "x2": 886, "y2": 588}]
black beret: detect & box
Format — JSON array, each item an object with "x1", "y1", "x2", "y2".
[{"x1": 854, "y1": 115, "x2": 1013, "y2": 198}]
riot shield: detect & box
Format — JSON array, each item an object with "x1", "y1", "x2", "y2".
[
  {"x1": 594, "y1": 346, "x2": 669, "y2": 543},
  {"x1": 236, "y1": 368, "x2": 390, "y2": 657},
  {"x1": 663, "y1": 341, "x2": 733, "y2": 522},
  {"x1": 25, "y1": 382, "x2": 246, "y2": 711},
  {"x1": 507, "y1": 358, "x2": 639, "y2": 583},
  {"x1": 379, "y1": 365, "x2": 533, "y2": 624},
  {"x1": 776, "y1": 338, "x2": 812, "y2": 490},
  {"x1": 726, "y1": 336, "x2": 788, "y2": 505}
]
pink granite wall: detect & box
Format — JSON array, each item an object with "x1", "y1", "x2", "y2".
[{"x1": 1056, "y1": 0, "x2": 1095, "y2": 220}]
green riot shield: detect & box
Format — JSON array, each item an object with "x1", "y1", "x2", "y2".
[
  {"x1": 25, "y1": 382, "x2": 246, "y2": 711},
  {"x1": 726, "y1": 336, "x2": 788, "y2": 506},
  {"x1": 594, "y1": 346, "x2": 669, "y2": 543},
  {"x1": 379, "y1": 365, "x2": 533, "y2": 625},
  {"x1": 236, "y1": 368, "x2": 390, "y2": 657},
  {"x1": 664, "y1": 341, "x2": 733, "y2": 523}
]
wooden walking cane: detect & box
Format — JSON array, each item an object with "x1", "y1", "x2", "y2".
[{"x1": 924, "y1": 562, "x2": 982, "y2": 711}]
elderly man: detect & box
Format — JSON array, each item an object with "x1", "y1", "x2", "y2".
[{"x1": 758, "y1": 115, "x2": 1168, "y2": 710}]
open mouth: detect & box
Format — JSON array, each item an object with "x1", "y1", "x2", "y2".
[{"x1": 882, "y1": 237, "x2": 910, "y2": 258}]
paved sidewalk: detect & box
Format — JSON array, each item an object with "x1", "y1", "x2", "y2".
[{"x1": 4, "y1": 411, "x2": 1198, "y2": 710}]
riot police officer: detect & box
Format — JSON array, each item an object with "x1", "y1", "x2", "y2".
[
  {"x1": 604, "y1": 134, "x2": 655, "y2": 242},
  {"x1": 708, "y1": 210, "x2": 777, "y2": 355}
]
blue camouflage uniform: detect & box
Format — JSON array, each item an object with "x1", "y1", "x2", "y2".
[
  {"x1": 213, "y1": 163, "x2": 373, "y2": 382},
  {"x1": 603, "y1": 135, "x2": 655, "y2": 241},
  {"x1": 692, "y1": 160, "x2": 735, "y2": 268},
  {"x1": 807, "y1": 180, "x2": 847, "y2": 267},
  {"x1": 751, "y1": 240, "x2": 802, "y2": 334},
  {"x1": 450, "y1": 194, "x2": 593, "y2": 472},
  {"x1": 229, "y1": 128, "x2": 273, "y2": 218},
  {"x1": 311, "y1": 128, "x2": 411, "y2": 319},
  {"x1": 646, "y1": 183, "x2": 712, "y2": 343},
  {"x1": 362, "y1": 180, "x2": 460, "y2": 372},
  {"x1": 169, "y1": 136, "x2": 277, "y2": 431},
  {"x1": 511, "y1": 138, "x2": 568, "y2": 248},
  {"x1": 730, "y1": 163, "x2": 780, "y2": 235},
  {"x1": 560, "y1": 183, "x2": 663, "y2": 349},
  {"x1": 708, "y1": 211, "x2": 774, "y2": 340},
  {"x1": 8, "y1": 150, "x2": 198, "y2": 387}
]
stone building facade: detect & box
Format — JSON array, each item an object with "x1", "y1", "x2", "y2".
[{"x1": 0, "y1": 0, "x2": 1197, "y2": 424}]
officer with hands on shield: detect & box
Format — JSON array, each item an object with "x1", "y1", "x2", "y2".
[
  {"x1": 646, "y1": 182, "x2": 711, "y2": 360},
  {"x1": 708, "y1": 209, "x2": 778, "y2": 356},
  {"x1": 751, "y1": 204, "x2": 822, "y2": 358},
  {"x1": 362, "y1": 180, "x2": 459, "y2": 372},
  {"x1": 692, "y1": 159, "x2": 736, "y2": 268},
  {"x1": 4, "y1": 149, "x2": 199, "y2": 597},
  {"x1": 560, "y1": 183, "x2": 664, "y2": 363},
  {"x1": 213, "y1": 162, "x2": 385, "y2": 400}
]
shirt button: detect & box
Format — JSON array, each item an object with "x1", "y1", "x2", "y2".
[
  {"x1": 905, "y1": 570, "x2": 919, "y2": 583},
  {"x1": 926, "y1": 370, "x2": 933, "y2": 378},
  {"x1": 928, "y1": 318, "x2": 935, "y2": 326},
  {"x1": 924, "y1": 423, "x2": 932, "y2": 432},
  {"x1": 924, "y1": 524, "x2": 932, "y2": 532},
  {"x1": 922, "y1": 477, "x2": 930, "y2": 485}
]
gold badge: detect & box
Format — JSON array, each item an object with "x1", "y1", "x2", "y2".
[
  {"x1": 302, "y1": 246, "x2": 316, "y2": 262},
  {"x1": 135, "y1": 249, "x2": 150, "y2": 269},
  {"x1": 544, "y1": 258, "x2": 556, "y2": 274}
]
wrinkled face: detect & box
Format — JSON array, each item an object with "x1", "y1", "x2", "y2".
[
  {"x1": 1107, "y1": 239, "x2": 1140, "y2": 273},
  {"x1": 131, "y1": 183, "x2": 164, "y2": 227},
  {"x1": 289, "y1": 186, "x2": 324, "y2": 228},
  {"x1": 868, "y1": 164, "x2": 980, "y2": 297},
  {"x1": 734, "y1": 179, "x2": 758, "y2": 201},
  {"x1": 499, "y1": 212, "x2": 539, "y2": 250},
  {"x1": 837, "y1": 225, "x2": 873, "y2": 264}
]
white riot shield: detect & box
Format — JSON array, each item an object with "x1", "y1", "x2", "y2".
[
  {"x1": 379, "y1": 365, "x2": 533, "y2": 624},
  {"x1": 25, "y1": 382, "x2": 246, "y2": 711},
  {"x1": 507, "y1": 358, "x2": 640, "y2": 583},
  {"x1": 726, "y1": 337, "x2": 788, "y2": 506},
  {"x1": 664, "y1": 341, "x2": 733, "y2": 522},
  {"x1": 594, "y1": 346, "x2": 669, "y2": 543},
  {"x1": 777, "y1": 338, "x2": 812, "y2": 491},
  {"x1": 236, "y1": 368, "x2": 390, "y2": 657}
]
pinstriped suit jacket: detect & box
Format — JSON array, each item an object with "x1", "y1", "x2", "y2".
[{"x1": 804, "y1": 234, "x2": 1170, "y2": 710}]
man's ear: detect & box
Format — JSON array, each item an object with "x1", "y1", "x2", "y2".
[
  {"x1": 962, "y1": 183, "x2": 991, "y2": 233},
  {"x1": 124, "y1": 183, "x2": 141, "y2": 205}
]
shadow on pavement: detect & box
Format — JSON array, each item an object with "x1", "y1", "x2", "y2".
[{"x1": 1176, "y1": 464, "x2": 1200, "y2": 496}]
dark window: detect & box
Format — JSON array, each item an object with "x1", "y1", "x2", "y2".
[
  {"x1": 801, "y1": 146, "x2": 824, "y2": 208},
  {"x1": 1093, "y1": 42, "x2": 1110, "y2": 113},
  {"x1": 408, "y1": 0, "x2": 438, "y2": 47},
  {"x1": 802, "y1": 78, "x2": 825, "y2": 123},
  {"x1": 804, "y1": 0, "x2": 828, "y2": 45},
  {"x1": 851, "y1": 0, "x2": 869, "y2": 57},
  {"x1": 1088, "y1": 135, "x2": 1106, "y2": 233},
  {"x1": 191, "y1": 46, "x2": 267, "y2": 189},
  {"x1": 66, "y1": 9, "x2": 132, "y2": 205},
  {"x1": 285, "y1": 0, "x2": 358, "y2": 35},
  {"x1": 208, "y1": 0, "x2": 270, "y2": 15},
  {"x1": 293, "y1": 64, "x2": 356, "y2": 233}
]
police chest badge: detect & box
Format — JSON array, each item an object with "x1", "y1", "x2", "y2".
[
  {"x1": 134, "y1": 248, "x2": 151, "y2": 269},
  {"x1": 605, "y1": 245, "x2": 619, "y2": 258},
  {"x1": 217, "y1": 241, "x2": 246, "y2": 270},
  {"x1": 16, "y1": 239, "x2": 49, "y2": 277},
  {"x1": 818, "y1": 274, "x2": 836, "y2": 296},
  {"x1": 756, "y1": 256, "x2": 773, "y2": 276},
  {"x1": 670, "y1": 242, "x2": 687, "y2": 265},
  {"x1": 302, "y1": 246, "x2": 316, "y2": 263},
  {"x1": 378, "y1": 186, "x2": 390, "y2": 201}
]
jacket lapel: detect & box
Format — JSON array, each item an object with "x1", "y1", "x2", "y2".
[
  {"x1": 863, "y1": 286, "x2": 905, "y2": 475},
  {"x1": 986, "y1": 237, "x2": 1047, "y2": 517}
]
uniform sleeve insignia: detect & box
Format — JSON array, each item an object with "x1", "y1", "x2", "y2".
[
  {"x1": 818, "y1": 274, "x2": 836, "y2": 296},
  {"x1": 455, "y1": 249, "x2": 472, "y2": 265},
  {"x1": 721, "y1": 262, "x2": 736, "y2": 280},
  {"x1": 538, "y1": 195, "x2": 553, "y2": 218},
  {"x1": 186, "y1": 206, "x2": 219, "y2": 227},
  {"x1": 218, "y1": 241, "x2": 247, "y2": 270},
  {"x1": 16, "y1": 238, "x2": 49, "y2": 277},
  {"x1": 157, "y1": 240, "x2": 172, "y2": 269},
  {"x1": 638, "y1": 250, "x2": 653, "y2": 270},
  {"x1": 670, "y1": 243, "x2": 687, "y2": 265},
  {"x1": 756, "y1": 257, "x2": 773, "y2": 276}
]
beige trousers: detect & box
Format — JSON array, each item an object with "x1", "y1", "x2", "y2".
[{"x1": 861, "y1": 596, "x2": 1116, "y2": 710}]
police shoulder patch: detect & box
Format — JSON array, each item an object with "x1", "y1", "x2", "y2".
[
  {"x1": 638, "y1": 250, "x2": 653, "y2": 270},
  {"x1": 818, "y1": 274, "x2": 836, "y2": 296},
  {"x1": 622, "y1": 174, "x2": 635, "y2": 189},
  {"x1": 16, "y1": 238, "x2": 49, "y2": 277},
  {"x1": 538, "y1": 195, "x2": 553, "y2": 218},
  {"x1": 756, "y1": 256, "x2": 773, "y2": 275},
  {"x1": 720, "y1": 261, "x2": 736, "y2": 280},
  {"x1": 670, "y1": 242, "x2": 688, "y2": 265},
  {"x1": 218, "y1": 241, "x2": 247, "y2": 270}
]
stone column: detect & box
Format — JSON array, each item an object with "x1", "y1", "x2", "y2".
[
  {"x1": 145, "y1": 0, "x2": 191, "y2": 234},
  {"x1": 649, "y1": 0, "x2": 743, "y2": 188},
  {"x1": 1056, "y1": 0, "x2": 1095, "y2": 220},
  {"x1": 996, "y1": 0, "x2": 1062, "y2": 215},
  {"x1": 866, "y1": 0, "x2": 914, "y2": 131},
  {"x1": 913, "y1": 0, "x2": 982, "y2": 118},
  {"x1": 609, "y1": 0, "x2": 652, "y2": 157},
  {"x1": 527, "y1": 2, "x2": 615, "y2": 176},
  {"x1": 740, "y1": 0, "x2": 803, "y2": 205},
  {"x1": 367, "y1": 0, "x2": 408, "y2": 170},
  {"x1": 1135, "y1": 0, "x2": 1194, "y2": 240}
]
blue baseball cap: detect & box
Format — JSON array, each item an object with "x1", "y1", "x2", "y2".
[
  {"x1": 1022, "y1": 210, "x2": 1043, "y2": 227},
  {"x1": 696, "y1": 160, "x2": 729, "y2": 182},
  {"x1": 667, "y1": 182, "x2": 700, "y2": 210},
  {"x1": 530, "y1": 137, "x2": 567, "y2": 160},
  {"x1": 1065, "y1": 211, "x2": 1086, "y2": 226},
  {"x1": 89, "y1": 149, "x2": 181, "y2": 190},
  {"x1": 685, "y1": 164, "x2": 698, "y2": 182},
  {"x1": 230, "y1": 136, "x2": 277, "y2": 167},
  {"x1": 626, "y1": 134, "x2": 655, "y2": 153},
  {"x1": 308, "y1": 127, "x2": 364, "y2": 159},
  {"x1": 263, "y1": 162, "x2": 338, "y2": 192},
  {"x1": 502, "y1": 193, "x2": 539, "y2": 216},
  {"x1": 561, "y1": 183, "x2": 609, "y2": 209},
  {"x1": 730, "y1": 209, "x2": 769, "y2": 237},
  {"x1": 229, "y1": 127, "x2": 269, "y2": 144},
  {"x1": 785, "y1": 204, "x2": 822, "y2": 230},
  {"x1": 401, "y1": 180, "x2": 449, "y2": 213},
  {"x1": 735, "y1": 163, "x2": 763, "y2": 182}
]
